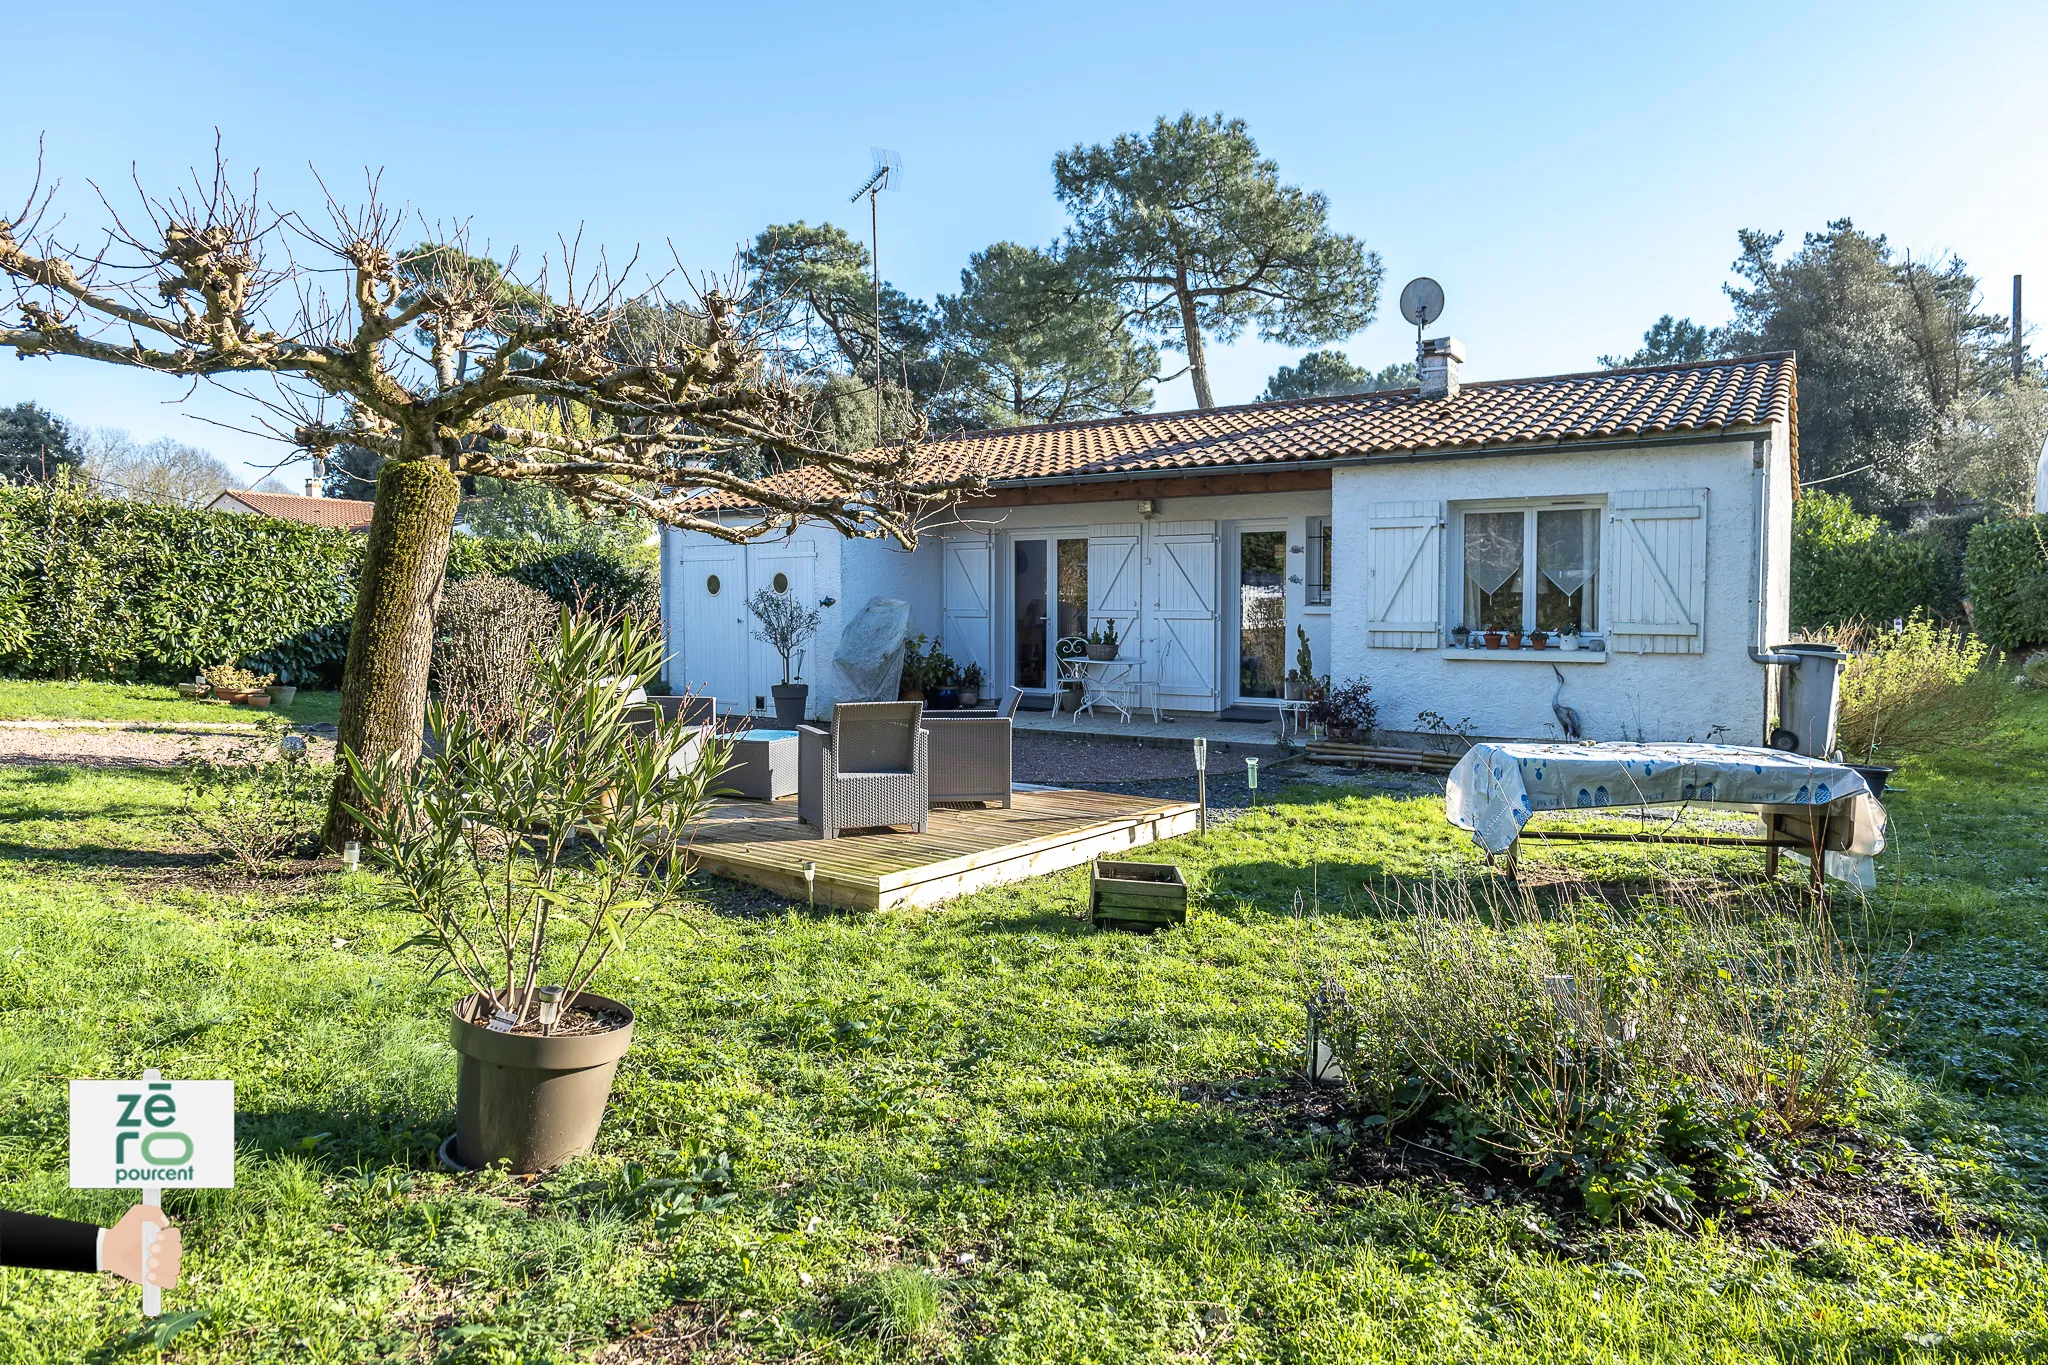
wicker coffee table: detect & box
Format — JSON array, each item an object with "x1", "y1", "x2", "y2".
[{"x1": 724, "y1": 729, "x2": 799, "y2": 801}]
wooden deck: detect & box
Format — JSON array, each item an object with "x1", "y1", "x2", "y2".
[{"x1": 682, "y1": 788, "x2": 1199, "y2": 910}]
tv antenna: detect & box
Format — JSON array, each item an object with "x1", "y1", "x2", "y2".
[
  {"x1": 1398, "y1": 276, "x2": 1444, "y2": 360},
  {"x1": 849, "y1": 148, "x2": 903, "y2": 436}
]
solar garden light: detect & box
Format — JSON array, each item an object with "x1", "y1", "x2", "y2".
[
  {"x1": 1191, "y1": 738, "x2": 1208, "y2": 836},
  {"x1": 537, "y1": 984, "x2": 566, "y2": 1035},
  {"x1": 341, "y1": 840, "x2": 361, "y2": 871},
  {"x1": 1245, "y1": 756, "x2": 1259, "y2": 809},
  {"x1": 803, "y1": 860, "x2": 817, "y2": 908}
]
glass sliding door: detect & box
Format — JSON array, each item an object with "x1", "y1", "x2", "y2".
[
  {"x1": 1013, "y1": 539, "x2": 1049, "y2": 688},
  {"x1": 1236, "y1": 529, "x2": 1287, "y2": 700}
]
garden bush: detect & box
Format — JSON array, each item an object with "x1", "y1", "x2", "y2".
[
  {"x1": 1790, "y1": 492, "x2": 1961, "y2": 630},
  {"x1": 431, "y1": 576, "x2": 559, "y2": 730},
  {"x1": 1963, "y1": 514, "x2": 2048, "y2": 648},
  {"x1": 1815, "y1": 614, "x2": 2000, "y2": 761},
  {"x1": 1309, "y1": 877, "x2": 1878, "y2": 1225},
  {"x1": 0, "y1": 481, "x2": 653, "y2": 683}
]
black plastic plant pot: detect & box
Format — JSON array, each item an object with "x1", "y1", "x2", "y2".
[
  {"x1": 449, "y1": 992, "x2": 634, "y2": 1173},
  {"x1": 771, "y1": 683, "x2": 809, "y2": 727}
]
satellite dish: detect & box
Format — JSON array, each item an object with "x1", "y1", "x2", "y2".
[{"x1": 1398, "y1": 277, "x2": 1445, "y2": 328}]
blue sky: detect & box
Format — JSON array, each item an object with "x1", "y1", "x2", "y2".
[{"x1": 4, "y1": 0, "x2": 2044, "y2": 482}]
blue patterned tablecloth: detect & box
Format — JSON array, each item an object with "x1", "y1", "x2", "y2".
[{"x1": 1445, "y1": 741, "x2": 1887, "y2": 857}]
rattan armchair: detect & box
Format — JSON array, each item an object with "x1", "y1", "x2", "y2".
[
  {"x1": 922, "y1": 687, "x2": 1016, "y2": 807},
  {"x1": 798, "y1": 701, "x2": 929, "y2": 838}
]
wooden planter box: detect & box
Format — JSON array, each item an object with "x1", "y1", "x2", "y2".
[{"x1": 1090, "y1": 858, "x2": 1187, "y2": 931}]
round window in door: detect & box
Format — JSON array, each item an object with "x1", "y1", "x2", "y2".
[
  {"x1": 705, "y1": 574, "x2": 721, "y2": 595},
  {"x1": 772, "y1": 571, "x2": 789, "y2": 593}
]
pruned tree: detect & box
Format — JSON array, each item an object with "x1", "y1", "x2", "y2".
[
  {"x1": 1054, "y1": 113, "x2": 1383, "y2": 409},
  {"x1": 0, "y1": 149, "x2": 980, "y2": 846}
]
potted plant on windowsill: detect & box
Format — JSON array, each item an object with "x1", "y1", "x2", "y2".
[
  {"x1": 746, "y1": 587, "x2": 823, "y2": 727},
  {"x1": 1483, "y1": 628, "x2": 1504, "y2": 650},
  {"x1": 1450, "y1": 625, "x2": 1470, "y2": 650},
  {"x1": 1528, "y1": 630, "x2": 1549, "y2": 651},
  {"x1": 346, "y1": 612, "x2": 728, "y2": 1173}
]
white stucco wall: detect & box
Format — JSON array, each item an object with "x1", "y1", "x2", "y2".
[{"x1": 1331, "y1": 428, "x2": 1792, "y2": 745}]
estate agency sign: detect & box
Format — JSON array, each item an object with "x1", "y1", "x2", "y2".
[{"x1": 69, "y1": 1076, "x2": 235, "y2": 1189}]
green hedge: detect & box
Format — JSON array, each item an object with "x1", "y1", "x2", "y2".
[
  {"x1": 0, "y1": 484, "x2": 657, "y2": 683},
  {"x1": 1964, "y1": 515, "x2": 2048, "y2": 649},
  {"x1": 1789, "y1": 492, "x2": 1964, "y2": 631}
]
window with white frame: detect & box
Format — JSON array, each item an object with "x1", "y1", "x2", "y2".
[
  {"x1": 1456, "y1": 500, "x2": 1601, "y2": 634},
  {"x1": 1304, "y1": 516, "x2": 1331, "y2": 606}
]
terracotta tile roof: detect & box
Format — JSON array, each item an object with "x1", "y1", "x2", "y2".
[
  {"x1": 684, "y1": 352, "x2": 1797, "y2": 511},
  {"x1": 210, "y1": 490, "x2": 377, "y2": 531}
]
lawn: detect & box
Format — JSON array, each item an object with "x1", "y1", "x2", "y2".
[
  {"x1": 0, "y1": 679, "x2": 342, "y2": 727},
  {"x1": 0, "y1": 697, "x2": 2043, "y2": 1361}
]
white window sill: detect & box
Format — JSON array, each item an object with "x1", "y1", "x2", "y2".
[
  {"x1": 1440, "y1": 647, "x2": 1608, "y2": 663},
  {"x1": 1300, "y1": 604, "x2": 1332, "y2": 616}
]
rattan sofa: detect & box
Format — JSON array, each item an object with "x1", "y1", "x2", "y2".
[{"x1": 797, "y1": 702, "x2": 929, "y2": 838}]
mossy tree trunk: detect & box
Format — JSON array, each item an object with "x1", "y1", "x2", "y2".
[{"x1": 323, "y1": 455, "x2": 462, "y2": 850}]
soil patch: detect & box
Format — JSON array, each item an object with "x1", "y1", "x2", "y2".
[
  {"x1": 598, "y1": 1303, "x2": 733, "y2": 1363},
  {"x1": 1201, "y1": 1076, "x2": 1977, "y2": 1253}
]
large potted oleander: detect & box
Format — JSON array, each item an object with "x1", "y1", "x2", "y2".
[{"x1": 347, "y1": 612, "x2": 727, "y2": 1172}]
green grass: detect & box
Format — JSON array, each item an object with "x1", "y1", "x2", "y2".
[
  {"x1": 0, "y1": 679, "x2": 341, "y2": 727},
  {"x1": 0, "y1": 699, "x2": 2043, "y2": 1361}
]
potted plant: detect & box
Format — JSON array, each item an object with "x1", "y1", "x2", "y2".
[
  {"x1": 957, "y1": 661, "x2": 985, "y2": 708},
  {"x1": 1504, "y1": 630, "x2": 1525, "y2": 650},
  {"x1": 1483, "y1": 628, "x2": 1504, "y2": 650},
  {"x1": 1086, "y1": 618, "x2": 1122, "y2": 661},
  {"x1": 347, "y1": 613, "x2": 728, "y2": 1173},
  {"x1": 899, "y1": 635, "x2": 927, "y2": 702},
  {"x1": 203, "y1": 663, "x2": 273, "y2": 703},
  {"x1": 268, "y1": 682, "x2": 298, "y2": 708},
  {"x1": 1528, "y1": 630, "x2": 1548, "y2": 651},
  {"x1": 1284, "y1": 668, "x2": 1304, "y2": 700},
  {"x1": 1557, "y1": 629, "x2": 1581, "y2": 653},
  {"x1": 1450, "y1": 625, "x2": 1470, "y2": 650},
  {"x1": 925, "y1": 643, "x2": 960, "y2": 709},
  {"x1": 746, "y1": 587, "x2": 823, "y2": 727},
  {"x1": 1306, "y1": 676, "x2": 1378, "y2": 743}
]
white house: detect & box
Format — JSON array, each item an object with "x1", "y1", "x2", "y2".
[{"x1": 661, "y1": 347, "x2": 1800, "y2": 745}]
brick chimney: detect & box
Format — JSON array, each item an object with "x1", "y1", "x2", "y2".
[{"x1": 1419, "y1": 336, "x2": 1465, "y2": 399}]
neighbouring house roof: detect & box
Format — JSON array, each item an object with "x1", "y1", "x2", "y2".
[
  {"x1": 682, "y1": 352, "x2": 1798, "y2": 513},
  {"x1": 208, "y1": 489, "x2": 377, "y2": 531}
]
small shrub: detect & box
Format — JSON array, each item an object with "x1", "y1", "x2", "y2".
[
  {"x1": 1310, "y1": 877, "x2": 1878, "y2": 1224},
  {"x1": 1307, "y1": 676, "x2": 1377, "y2": 739},
  {"x1": 432, "y1": 576, "x2": 559, "y2": 731},
  {"x1": 177, "y1": 726, "x2": 326, "y2": 872},
  {"x1": 1816, "y1": 615, "x2": 1999, "y2": 761},
  {"x1": 745, "y1": 587, "x2": 821, "y2": 686},
  {"x1": 2016, "y1": 651, "x2": 2048, "y2": 693}
]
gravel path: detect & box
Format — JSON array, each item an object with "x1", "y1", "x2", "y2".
[{"x1": 0, "y1": 722, "x2": 335, "y2": 769}]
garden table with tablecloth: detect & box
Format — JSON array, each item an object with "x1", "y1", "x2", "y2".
[{"x1": 1445, "y1": 741, "x2": 1888, "y2": 888}]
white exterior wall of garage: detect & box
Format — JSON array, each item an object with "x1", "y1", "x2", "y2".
[{"x1": 660, "y1": 423, "x2": 1793, "y2": 743}]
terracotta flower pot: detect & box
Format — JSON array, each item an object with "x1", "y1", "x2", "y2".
[
  {"x1": 1505, "y1": 633, "x2": 1524, "y2": 650},
  {"x1": 449, "y1": 991, "x2": 635, "y2": 1173},
  {"x1": 1528, "y1": 632, "x2": 1548, "y2": 651},
  {"x1": 1484, "y1": 632, "x2": 1503, "y2": 650},
  {"x1": 245, "y1": 693, "x2": 273, "y2": 709}
]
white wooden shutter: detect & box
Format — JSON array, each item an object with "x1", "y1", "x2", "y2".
[
  {"x1": 1366, "y1": 500, "x2": 1444, "y2": 649},
  {"x1": 1149, "y1": 521, "x2": 1219, "y2": 707},
  {"x1": 939, "y1": 533, "x2": 994, "y2": 684},
  {"x1": 1087, "y1": 527, "x2": 1140, "y2": 648},
  {"x1": 1607, "y1": 489, "x2": 1707, "y2": 654}
]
